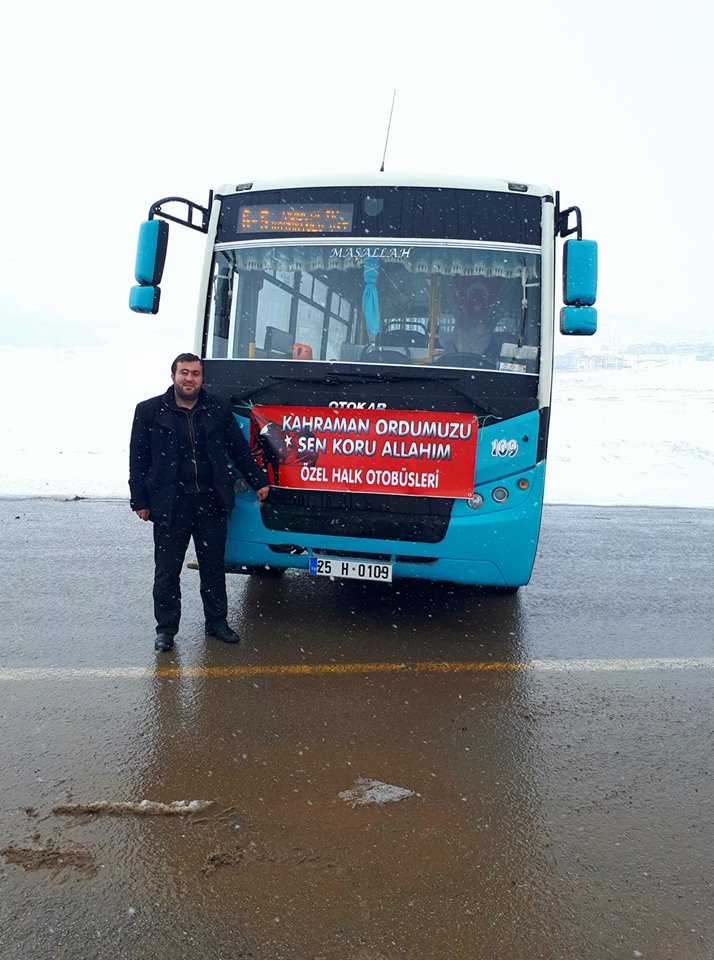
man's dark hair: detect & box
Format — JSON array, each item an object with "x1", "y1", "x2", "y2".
[{"x1": 171, "y1": 353, "x2": 203, "y2": 375}]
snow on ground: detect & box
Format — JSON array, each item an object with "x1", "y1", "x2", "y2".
[
  {"x1": 1, "y1": 346, "x2": 712, "y2": 507},
  {"x1": 548, "y1": 357, "x2": 714, "y2": 507},
  {"x1": 1, "y1": 344, "x2": 166, "y2": 501}
]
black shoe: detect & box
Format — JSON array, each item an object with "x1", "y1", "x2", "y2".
[
  {"x1": 206, "y1": 622, "x2": 241, "y2": 644},
  {"x1": 154, "y1": 632, "x2": 175, "y2": 652}
]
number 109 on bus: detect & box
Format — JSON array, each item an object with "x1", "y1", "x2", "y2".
[{"x1": 309, "y1": 556, "x2": 393, "y2": 582}]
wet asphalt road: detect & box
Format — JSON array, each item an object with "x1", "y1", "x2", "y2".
[{"x1": 0, "y1": 499, "x2": 712, "y2": 960}]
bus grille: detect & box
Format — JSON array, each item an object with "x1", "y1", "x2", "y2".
[{"x1": 261, "y1": 490, "x2": 453, "y2": 543}]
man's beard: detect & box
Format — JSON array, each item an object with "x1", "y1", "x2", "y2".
[{"x1": 175, "y1": 384, "x2": 198, "y2": 400}]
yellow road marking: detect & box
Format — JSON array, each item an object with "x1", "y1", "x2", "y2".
[
  {"x1": 153, "y1": 660, "x2": 520, "y2": 679},
  {"x1": 0, "y1": 657, "x2": 712, "y2": 682}
]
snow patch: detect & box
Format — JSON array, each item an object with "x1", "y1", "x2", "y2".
[{"x1": 339, "y1": 778, "x2": 417, "y2": 807}]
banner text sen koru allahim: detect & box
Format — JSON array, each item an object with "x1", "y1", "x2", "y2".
[{"x1": 249, "y1": 406, "x2": 478, "y2": 498}]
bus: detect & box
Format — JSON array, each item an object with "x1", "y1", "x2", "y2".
[{"x1": 130, "y1": 174, "x2": 597, "y2": 589}]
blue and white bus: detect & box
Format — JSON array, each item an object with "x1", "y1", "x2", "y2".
[{"x1": 130, "y1": 174, "x2": 597, "y2": 589}]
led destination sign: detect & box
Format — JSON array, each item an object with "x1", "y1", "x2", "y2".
[{"x1": 238, "y1": 203, "x2": 354, "y2": 234}]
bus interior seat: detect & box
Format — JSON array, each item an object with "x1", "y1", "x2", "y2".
[
  {"x1": 377, "y1": 322, "x2": 429, "y2": 348},
  {"x1": 264, "y1": 326, "x2": 294, "y2": 358}
]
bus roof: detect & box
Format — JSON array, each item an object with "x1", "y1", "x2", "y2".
[{"x1": 215, "y1": 172, "x2": 553, "y2": 198}]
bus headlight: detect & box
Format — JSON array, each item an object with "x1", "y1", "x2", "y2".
[
  {"x1": 492, "y1": 486, "x2": 509, "y2": 503},
  {"x1": 466, "y1": 494, "x2": 484, "y2": 510}
]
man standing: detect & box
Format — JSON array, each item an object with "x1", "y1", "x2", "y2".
[{"x1": 129, "y1": 353, "x2": 270, "y2": 652}]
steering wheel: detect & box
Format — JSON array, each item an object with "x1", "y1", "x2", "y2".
[
  {"x1": 434, "y1": 352, "x2": 492, "y2": 369},
  {"x1": 360, "y1": 346, "x2": 411, "y2": 363}
]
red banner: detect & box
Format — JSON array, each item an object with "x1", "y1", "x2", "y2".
[{"x1": 249, "y1": 406, "x2": 478, "y2": 498}]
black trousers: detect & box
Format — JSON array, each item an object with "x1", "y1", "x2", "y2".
[{"x1": 152, "y1": 490, "x2": 228, "y2": 636}]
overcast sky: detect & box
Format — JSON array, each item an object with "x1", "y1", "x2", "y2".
[{"x1": 1, "y1": 0, "x2": 712, "y2": 355}]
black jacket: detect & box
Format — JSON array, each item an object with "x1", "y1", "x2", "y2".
[{"x1": 129, "y1": 387, "x2": 268, "y2": 521}]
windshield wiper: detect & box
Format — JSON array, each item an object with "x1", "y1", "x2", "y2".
[
  {"x1": 431, "y1": 377, "x2": 503, "y2": 421},
  {"x1": 230, "y1": 375, "x2": 313, "y2": 404},
  {"x1": 230, "y1": 368, "x2": 414, "y2": 403},
  {"x1": 232, "y1": 371, "x2": 502, "y2": 421}
]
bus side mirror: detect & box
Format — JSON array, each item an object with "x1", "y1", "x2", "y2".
[
  {"x1": 129, "y1": 219, "x2": 169, "y2": 314},
  {"x1": 560, "y1": 305, "x2": 597, "y2": 336},
  {"x1": 561, "y1": 238, "x2": 598, "y2": 336},
  {"x1": 129, "y1": 285, "x2": 161, "y2": 314}
]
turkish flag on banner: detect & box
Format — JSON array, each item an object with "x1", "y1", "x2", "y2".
[
  {"x1": 249, "y1": 405, "x2": 478, "y2": 499},
  {"x1": 249, "y1": 407, "x2": 321, "y2": 484}
]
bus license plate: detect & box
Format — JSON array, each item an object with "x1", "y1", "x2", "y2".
[{"x1": 309, "y1": 556, "x2": 393, "y2": 582}]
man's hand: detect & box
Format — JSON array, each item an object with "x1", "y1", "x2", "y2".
[
  {"x1": 135, "y1": 509, "x2": 150, "y2": 521},
  {"x1": 255, "y1": 486, "x2": 270, "y2": 502}
]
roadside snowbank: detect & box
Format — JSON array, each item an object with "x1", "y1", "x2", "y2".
[{"x1": 1, "y1": 347, "x2": 712, "y2": 508}]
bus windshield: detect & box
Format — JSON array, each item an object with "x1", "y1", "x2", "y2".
[{"x1": 206, "y1": 242, "x2": 541, "y2": 374}]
